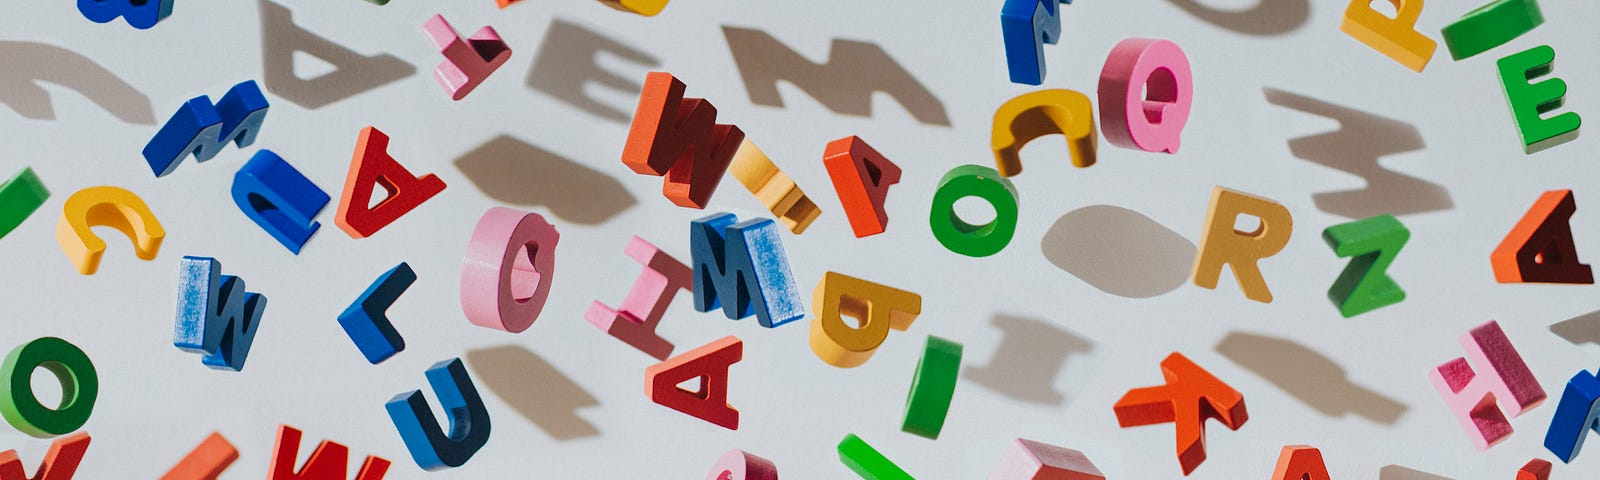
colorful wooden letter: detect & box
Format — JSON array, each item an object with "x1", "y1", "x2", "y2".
[
  {"x1": 1113, "y1": 352, "x2": 1247, "y2": 475},
  {"x1": 1440, "y1": 0, "x2": 1542, "y2": 60},
  {"x1": 808, "y1": 272, "x2": 922, "y2": 368},
  {"x1": 1000, "y1": 0, "x2": 1062, "y2": 86},
  {"x1": 838, "y1": 434, "x2": 913, "y2": 480},
  {"x1": 77, "y1": 0, "x2": 172, "y2": 29},
  {"x1": 143, "y1": 80, "x2": 269, "y2": 177},
  {"x1": 1098, "y1": 38, "x2": 1192, "y2": 153},
  {"x1": 1271, "y1": 445, "x2": 1330, "y2": 480},
  {"x1": 270, "y1": 425, "x2": 390, "y2": 480},
  {"x1": 460, "y1": 208, "x2": 559, "y2": 333},
  {"x1": 339, "y1": 263, "x2": 415, "y2": 364},
  {"x1": 386, "y1": 358, "x2": 490, "y2": 470},
  {"x1": 1324, "y1": 213, "x2": 1410, "y2": 317},
  {"x1": 334, "y1": 127, "x2": 447, "y2": 238},
  {"x1": 988, "y1": 438, "x2": 1104, "y2": 480},
  {"x1": 1429, "y1": 320, "x2": 1546, "y2": 449},
  {"x1": 622, "y1": 72, "x2": 745, "y2": 209},
  {"x1": 930, "y1": 165, "x2": 1019, "y2": 257},
  {"x1": 903, "y1": 336, "x2": 962, "y2": 439},
  {"x1": 160, "y1": 432, "x2": 237, "y2": 480},
  {"x1": 1, "y1": 338, "x2": 97, "y2": 438},
  {"x1": 1498, "y1": 45, "x2": 1581, "y2": 153},
  {"x1": 232, "y1": 150, "x2": 330, "y2": 254},
  {"x1": 599, "y1": 0, "x2": 669, "y2": 16},
  {"x1": 55, "y1": 186, "x2": 164, "y2": 275},
  {"x1": 1544, "y1": 369, "x2": 1600, "y2": 462},
  {"x1": 174, "y1": 256, "x2": 267, "y2": 372},
  {"x1": 1517, "y1": 459, "x2": 1551, "y2": 480},
  {"x1": 1341, "y1": 0, "x2": 1436, "y2": 71},
  {"x1": 706, "y1": 449, "x2": 778, "y2": 480},
  {"x1": 824, "y1": 136, "x2": 902, "y2": 238},
  {"x1": 423, "y1": 15, "x2": 511, "y2": 101},
  {"x1": 0, "y1": 432, "x2": 89, "y2": 480},
  {"x1": 1191, "y1": 187, "x2": 1293, "y2": 303},
  {"x1": 992, "y1": 89, "x2": 1097, "y2": 176},
  {"x1": 690, "y1": 213, "x2": 805, "y2": 328},
  {"x1": 1492, "y1": 189, "x2": 1591, "y2": 284},
  {"x1": 645, "y1": 336, "x2": 742, "y2": 430},
  {"x1": 0, "y1": 168, "x2": 48, "y2": 240},
  {"x1": 730, "y1": 139, "x2": 822, "y2": 234},
  {"x1": 586, "y1": 236, "x2": 692, "y2": 360}
]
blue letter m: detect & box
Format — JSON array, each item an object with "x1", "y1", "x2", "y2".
[
  {"x1": 690, "y1": 213, "x2": 804, "y2": 328},
  {"x1": 143, "y1": 80, "x2": 270, "y2": 177}
]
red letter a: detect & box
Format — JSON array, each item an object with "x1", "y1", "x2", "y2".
[
  {"x1": 335, "y1": 127, "x2": 447, "y2": 239},
  {"x1": 1492, "y1": 189, "x2": 1592, "y2": 284},
  {"x1": 824, "y1": 136, "x2": 902, "y2": 238},
  {"x1": 1271, "y1": 445, "x2": 1330, "y2": 480},
  {"x1": 645, "y1": 336, "x2": 742, "y2": 430}
]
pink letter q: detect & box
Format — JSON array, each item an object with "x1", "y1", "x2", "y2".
[{"x1": 1098, "y1": 38, "x2": 1193, "y2": 154}]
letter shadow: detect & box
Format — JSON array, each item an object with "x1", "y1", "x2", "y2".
[
  {"x1": 0, "y1": 41, "x2": 154, "y2": 124},
  {"x1": 1040, "y1": 205, "x2": 1194, "y2": 299},
  {"x1": 1380, "y1": 465, "x2": 1454, "y2": 480},
  {"x1": 454, "y1": 134, "x2": 636, "y2": 225},
  {"x1": 1551, "y1": 309, "x2": 1600, "y2": 347},
  {"x1": 722, "y1": 26, "x2": 950, "y2": 126},
  {"x1": 465, "y1": 345, "x2": 600, "y2": 440},
  {"x1": 964, "y1": 314, "x2": 1093, "y2": 406},
  {"x1": 1217, "y1": 331, "x2": 1407, "y2": 424},
  {"x1": 1165, "y1": 0, "x2": 1309, "y2": 36},
  {"x1": 1265, "y1": 88, "x2": 1452, "y2": 218},
  {"x1": 526, "y1": 19, "x2": 659, "y2": 123},
  {"x1": 260, "y1": 0, "x2": 415, "y2": 109}
]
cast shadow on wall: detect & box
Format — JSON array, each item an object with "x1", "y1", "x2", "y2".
[
  {"x1": 260, "y1": 0, "x2": 415, "y2": 109},
  {"x1": 0, "y1": 41, "x2": 154, "y2": 124},
  {"x1": 1550, "y1": 309, "x2": 1600, "y2": 347},
  {"x1": 454, "y1": 135, "x2": 637, "y2": 225},
  {"x1": 466, "y1": 345, "x2": 601, "y2": 440},
  {"x1": 526, "y1": 19, "x2": 659, "y2": 123},
  {"x1": 1165, "y1": 0, "x2": 1309, "y2": 36},
  {"x1": 964, "y1": 314, "x2": 1094, "y2": 406},
  {"x1": 1265, "y1": 88, "x2": 1452, "y2": 219},
  {"x1": 1380, "y1": 465, "x2": 1454, "y2": 480},
  {"x1": 722, "y1": 26, "x2": 950, "y2": 126},
  {"x1": 1041, "y1": 205, "x2": 1195, "y2": 298},
  {"x1": 1217, "y1": 331, "x2": 1408, "y2": 424}
]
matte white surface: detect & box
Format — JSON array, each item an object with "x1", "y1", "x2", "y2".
[{"x1": 2, "y1": 0, "x2": 1599, "y2": 478}]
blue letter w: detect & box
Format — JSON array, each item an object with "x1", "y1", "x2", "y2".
[{"x1": 174, "y1": 256, "x2": 267, "y2": 371}]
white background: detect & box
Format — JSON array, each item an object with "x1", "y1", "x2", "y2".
[{"x1": 3, "y1": 0, "x2": 1600, "y2": 478}]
